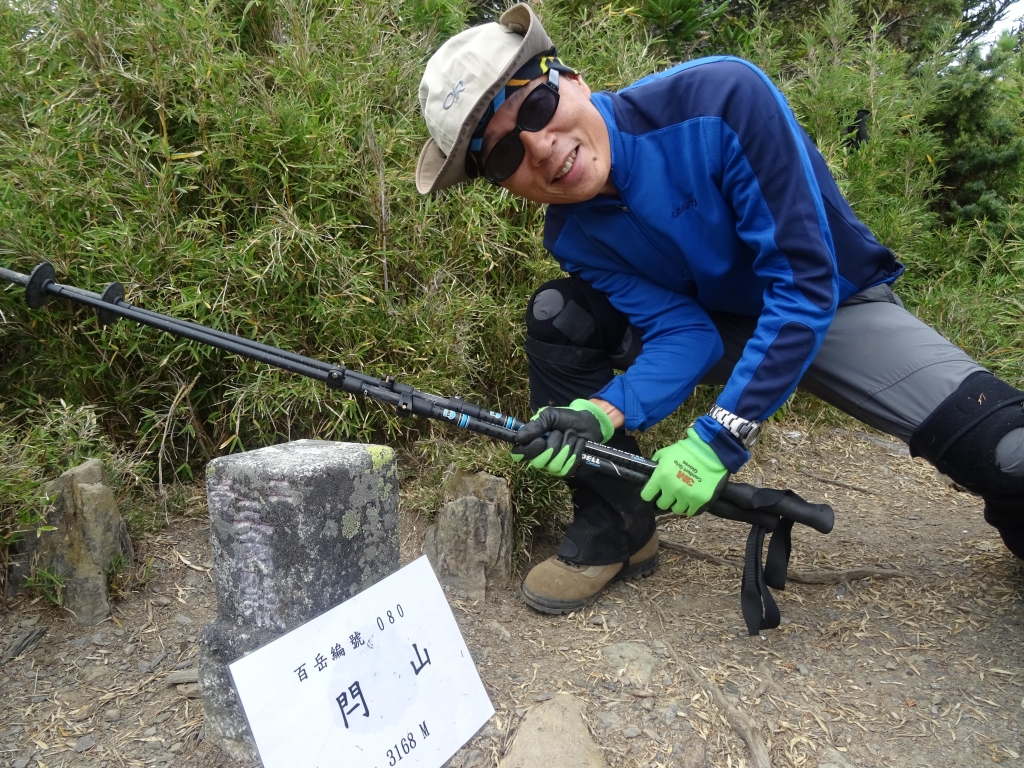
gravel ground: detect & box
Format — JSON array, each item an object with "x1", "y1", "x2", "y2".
[{"x1": 2, "y1": 423, "x2": 1022, "y2": 768}]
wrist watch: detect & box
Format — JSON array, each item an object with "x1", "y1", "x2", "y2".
[{"x1": 707, "y1": 405, "x2": 762, "y2": 449}]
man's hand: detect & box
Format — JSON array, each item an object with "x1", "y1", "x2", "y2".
[
  {"x1": 512, "y1": 399, "x2": 615, "y2": 477},
  {"x1": 640, "y1": 428, "x2": 729, "y2": 516}
]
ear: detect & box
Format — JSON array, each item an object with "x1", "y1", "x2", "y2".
[{"x1": 563, "y1": 72, "x2": 592, "y2": 99}]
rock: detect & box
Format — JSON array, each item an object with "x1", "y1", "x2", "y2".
[
  {"x1": 596, "y1": 711, "x2": 622, "y2": 729},
  {"x1": 14, "y1": 757, "x2": 30, "y2": 768},
  {"x1": 1, "y1": 627, "x2": 47, "y2": 663},
  {"x1": 500, "y1": 694, "x2": 607, "y2": 768},
  {"x1": 69, "y1": 704, "x2": 97, "y2": 722},
  {"x1": 74, "y1": 734, "x2": 96, "y2": 752},
  {"x1": 103, "y1": 708, "x2": 121, "y2": 722},
  {"x1": 622, "y1": 726, "x2": 641, "y2": 738},
  {"x1": 601, "y1": 642, "x2": 657, "y2": 688},
  {"x1": 6, "y1": 459, "x2": 132, "y2": 625},
  {"x1": 19, "y1": 616, "x2": 39, "y2": 628},
  {"x1": 198, "y1": 440, "x2": 399, "y2": 764},
  {"x1": 673, "y1": 734, "x2": 706, "y2": 768},
  {"x1": 423, "y1": 469, "x2": 512, "y2": 601},
  {"x1": 172, "y1": 613, "x2": 192, "y2": 625},
  {"x1": 177, "y1": 683, "x2": 202, "y2": 698},
  {"x1": 84, "y1": 666, "x2": 109, "y2": 682},
  {"x1": 488, "y1": 619, "x2": 512, "y2": 642},
  {"x1": 137, "y1": 660, "x2": 151, "y2": 674},
  {"x1": 165, "y1": 669, "x2": 199, "y2": 686}
]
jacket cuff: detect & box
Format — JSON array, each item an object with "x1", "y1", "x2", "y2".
[
  {"x1": 593, "y1": 376, "x2": 649, "y2": 431},
  {"x1": 694, "y1": 416, "x2": 749, "y2": 474}
]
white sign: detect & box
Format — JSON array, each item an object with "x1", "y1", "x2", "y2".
[{"x1": 229, "y1": 556, "x2": 495, "y2": 768}]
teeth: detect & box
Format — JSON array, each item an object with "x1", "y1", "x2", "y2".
[{"x1": 555, "y1": 148, "x2": 577, "y2": 180}]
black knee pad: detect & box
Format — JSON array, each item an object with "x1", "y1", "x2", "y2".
[
  {"x1": 910, "y1": 371, "x2": 1024, "y2": 499},
  {"x1": 526, "y1": 278, "x2": 639, "y2": 363}
]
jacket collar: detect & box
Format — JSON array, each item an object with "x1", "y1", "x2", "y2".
[{"x1": 591, "y1": 91, "x2": 633, "y2": 195}]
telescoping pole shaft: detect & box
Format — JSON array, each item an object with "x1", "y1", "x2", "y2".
[{"x1": 0, "y1": 263, "x2": 834, "y2": 535}]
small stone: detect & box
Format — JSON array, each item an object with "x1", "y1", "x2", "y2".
[
  {"x1": 622, "y1": 726, "x2": 641, "y2": 738},
  {"x1": 641, "y1": 698, "x2": 655, "y2": 711},
  {"x1": 103, "y1": 709, "x2": 121, "y2": 722},
  {"x1": 74, "y1": 735, "x2": 96, "y2": 752},
  {"x1": 487, "y1": 620, "x2": 512, "y2": 642},
  {"x1": 885, "y1": 661, "x2": 897, "y2": 671},
  {"x1": 86, "y1": 665, "x2": 111, "y2": 682},
  {"x1": 797, "y1": 664, "x2": 810, "y2": 676},
  {"x1": 597, "y1": 711, "x2": 623, "y2": 729},
  {"x1": 70, "y1": 704, "x2": 97, "y2": 721},
  {"x1": 155, "y1": 596, "x2": 172, "y2": 606},
  {"x1": 173, "y1": 660, "x2": 192, "y2": 670},
  {"x1": 661, "y1": 704, "x2": 679, "y2": 723},
  {"x1": 173, "y1": 613, "x2": 193, "y2": 625},
  {"x1": 177, "y1": 683, "x2": 202, "y2": 698},
  {"x1": 91, "y1": 633, "x2": 108, "y2": 646},
  {"x1": 144, "y1": 727, "x2": 157, "y2": 737},
  {"x1": 19, "y1": 616, "x2": 40, "y2": 628},
  {"x1": 500, "y1": 694, "x2": 607, "y2": 767},
  {"x1": 153, "y1": 712, "x2": 173, "y2": 724},
  {"x1": 601, "y1": 642, "x2": 657, "y2": 688},
  {"x1": 662, "y1": 674, "x2": 672, "y2": 686},
  {"x1": 531, "y1": 692, "x2": 555, "y2": 702},
  {"x1": 166, "y1": 669, "x2": 199, "y2": 686},
  {"x1": 14, "y1": 757, "x2": 30, "y2": 768},
  {"x1": 123, "y1": 644, "x2": 135, "y2": 655},
  {"x1": 137, "y1": 661, "x2": 151, "y2": 674},
  {"x1": 169, "y1": 742, "x2": 184, "y2": 753}
]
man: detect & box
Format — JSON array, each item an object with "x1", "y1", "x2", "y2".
[{"x1": 415, "y1": 4, "x2": 1024, "y2": 613}]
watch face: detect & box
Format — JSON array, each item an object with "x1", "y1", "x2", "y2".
[{"x1": 742, "y1": 422, "x2": 762, "y2": 448}]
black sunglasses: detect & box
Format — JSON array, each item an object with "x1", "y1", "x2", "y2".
[{"x1": 482, "y1": 69, "x2": 561, "y2": 185}]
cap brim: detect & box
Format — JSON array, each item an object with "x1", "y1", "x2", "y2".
[{"x1": 415, "y1": 3, "x2": 552, "y2": 195}]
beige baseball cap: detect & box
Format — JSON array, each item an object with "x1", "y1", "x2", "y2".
[{"x1": 415, "y1": 3, "x2": 553, "y2": 195}]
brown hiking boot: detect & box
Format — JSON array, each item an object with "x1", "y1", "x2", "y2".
[{"x1": 521, "y1": 532, "x2": 659, "y2": 614}]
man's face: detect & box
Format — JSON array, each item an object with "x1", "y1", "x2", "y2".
[{"x1": 480, "y1": 72, "x2": 615, "y2": 204}]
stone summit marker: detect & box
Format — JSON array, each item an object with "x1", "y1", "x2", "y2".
[{"x1": 198, "y1": 439, "x2": 399, "y2": 763}]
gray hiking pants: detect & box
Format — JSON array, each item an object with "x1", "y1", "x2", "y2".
[{"x1": 703, "y1": 284, "x2": 984, "y2": 443}]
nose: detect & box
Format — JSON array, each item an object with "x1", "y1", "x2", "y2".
[{"x1": 518, "y1": 126, "x2": 555, "y2": 167}]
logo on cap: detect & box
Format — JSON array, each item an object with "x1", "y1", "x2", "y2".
[{"x1": 443, "y1": 79, "x2": 466, "y2": 110}]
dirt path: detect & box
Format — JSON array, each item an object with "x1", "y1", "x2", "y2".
[{"x1": 2, "y1": 424, "x2": 1022, "y2": 768}]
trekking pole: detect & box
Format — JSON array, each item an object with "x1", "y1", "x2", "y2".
[{"x1": 2, "y1": 262, "x2": 835, "y2": 633}]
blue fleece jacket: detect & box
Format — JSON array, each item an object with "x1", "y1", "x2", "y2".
[{"x1": 543, "y1": 56, "x2": 902, "y2": 472}]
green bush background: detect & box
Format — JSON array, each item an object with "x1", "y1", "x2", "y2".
[{"x1": 2, "y1": 0, "x2": 1022, "y2": 576}]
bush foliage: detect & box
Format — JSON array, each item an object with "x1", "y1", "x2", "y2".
[{"x1": 1, "y1": 0, "x2": 1022, "y2": 569}]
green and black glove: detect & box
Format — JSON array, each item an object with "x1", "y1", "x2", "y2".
[
  {"x1": 640, "y1": 428, "x2": 729, "y2": 516},
  {"x1": 512, "y1": 399, "x2": 615, "y2": 478}
]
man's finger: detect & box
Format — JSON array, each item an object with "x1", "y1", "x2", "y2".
[
  {"x1": 514, "y1": 420, "x2": 547, "y2": 445},
  {"x1": 516, "y1": 436, "x2": 553, "y2": 461}
]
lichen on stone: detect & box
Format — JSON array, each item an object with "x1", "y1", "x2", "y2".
[
  {"x1": 341, "y1": 511, "x2": 361, "y2": 539},
  {"x1": 365, "y1": 445, "x2": 393, "y2": 472}
]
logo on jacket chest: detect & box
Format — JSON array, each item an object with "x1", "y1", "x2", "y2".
[{"x1": 671, "y1": 198, "x2": 697, "y2": 218}]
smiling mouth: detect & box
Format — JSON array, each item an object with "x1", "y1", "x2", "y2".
[{"x1": 554, "y1": 147, "x2": 578, "y2": 181}]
